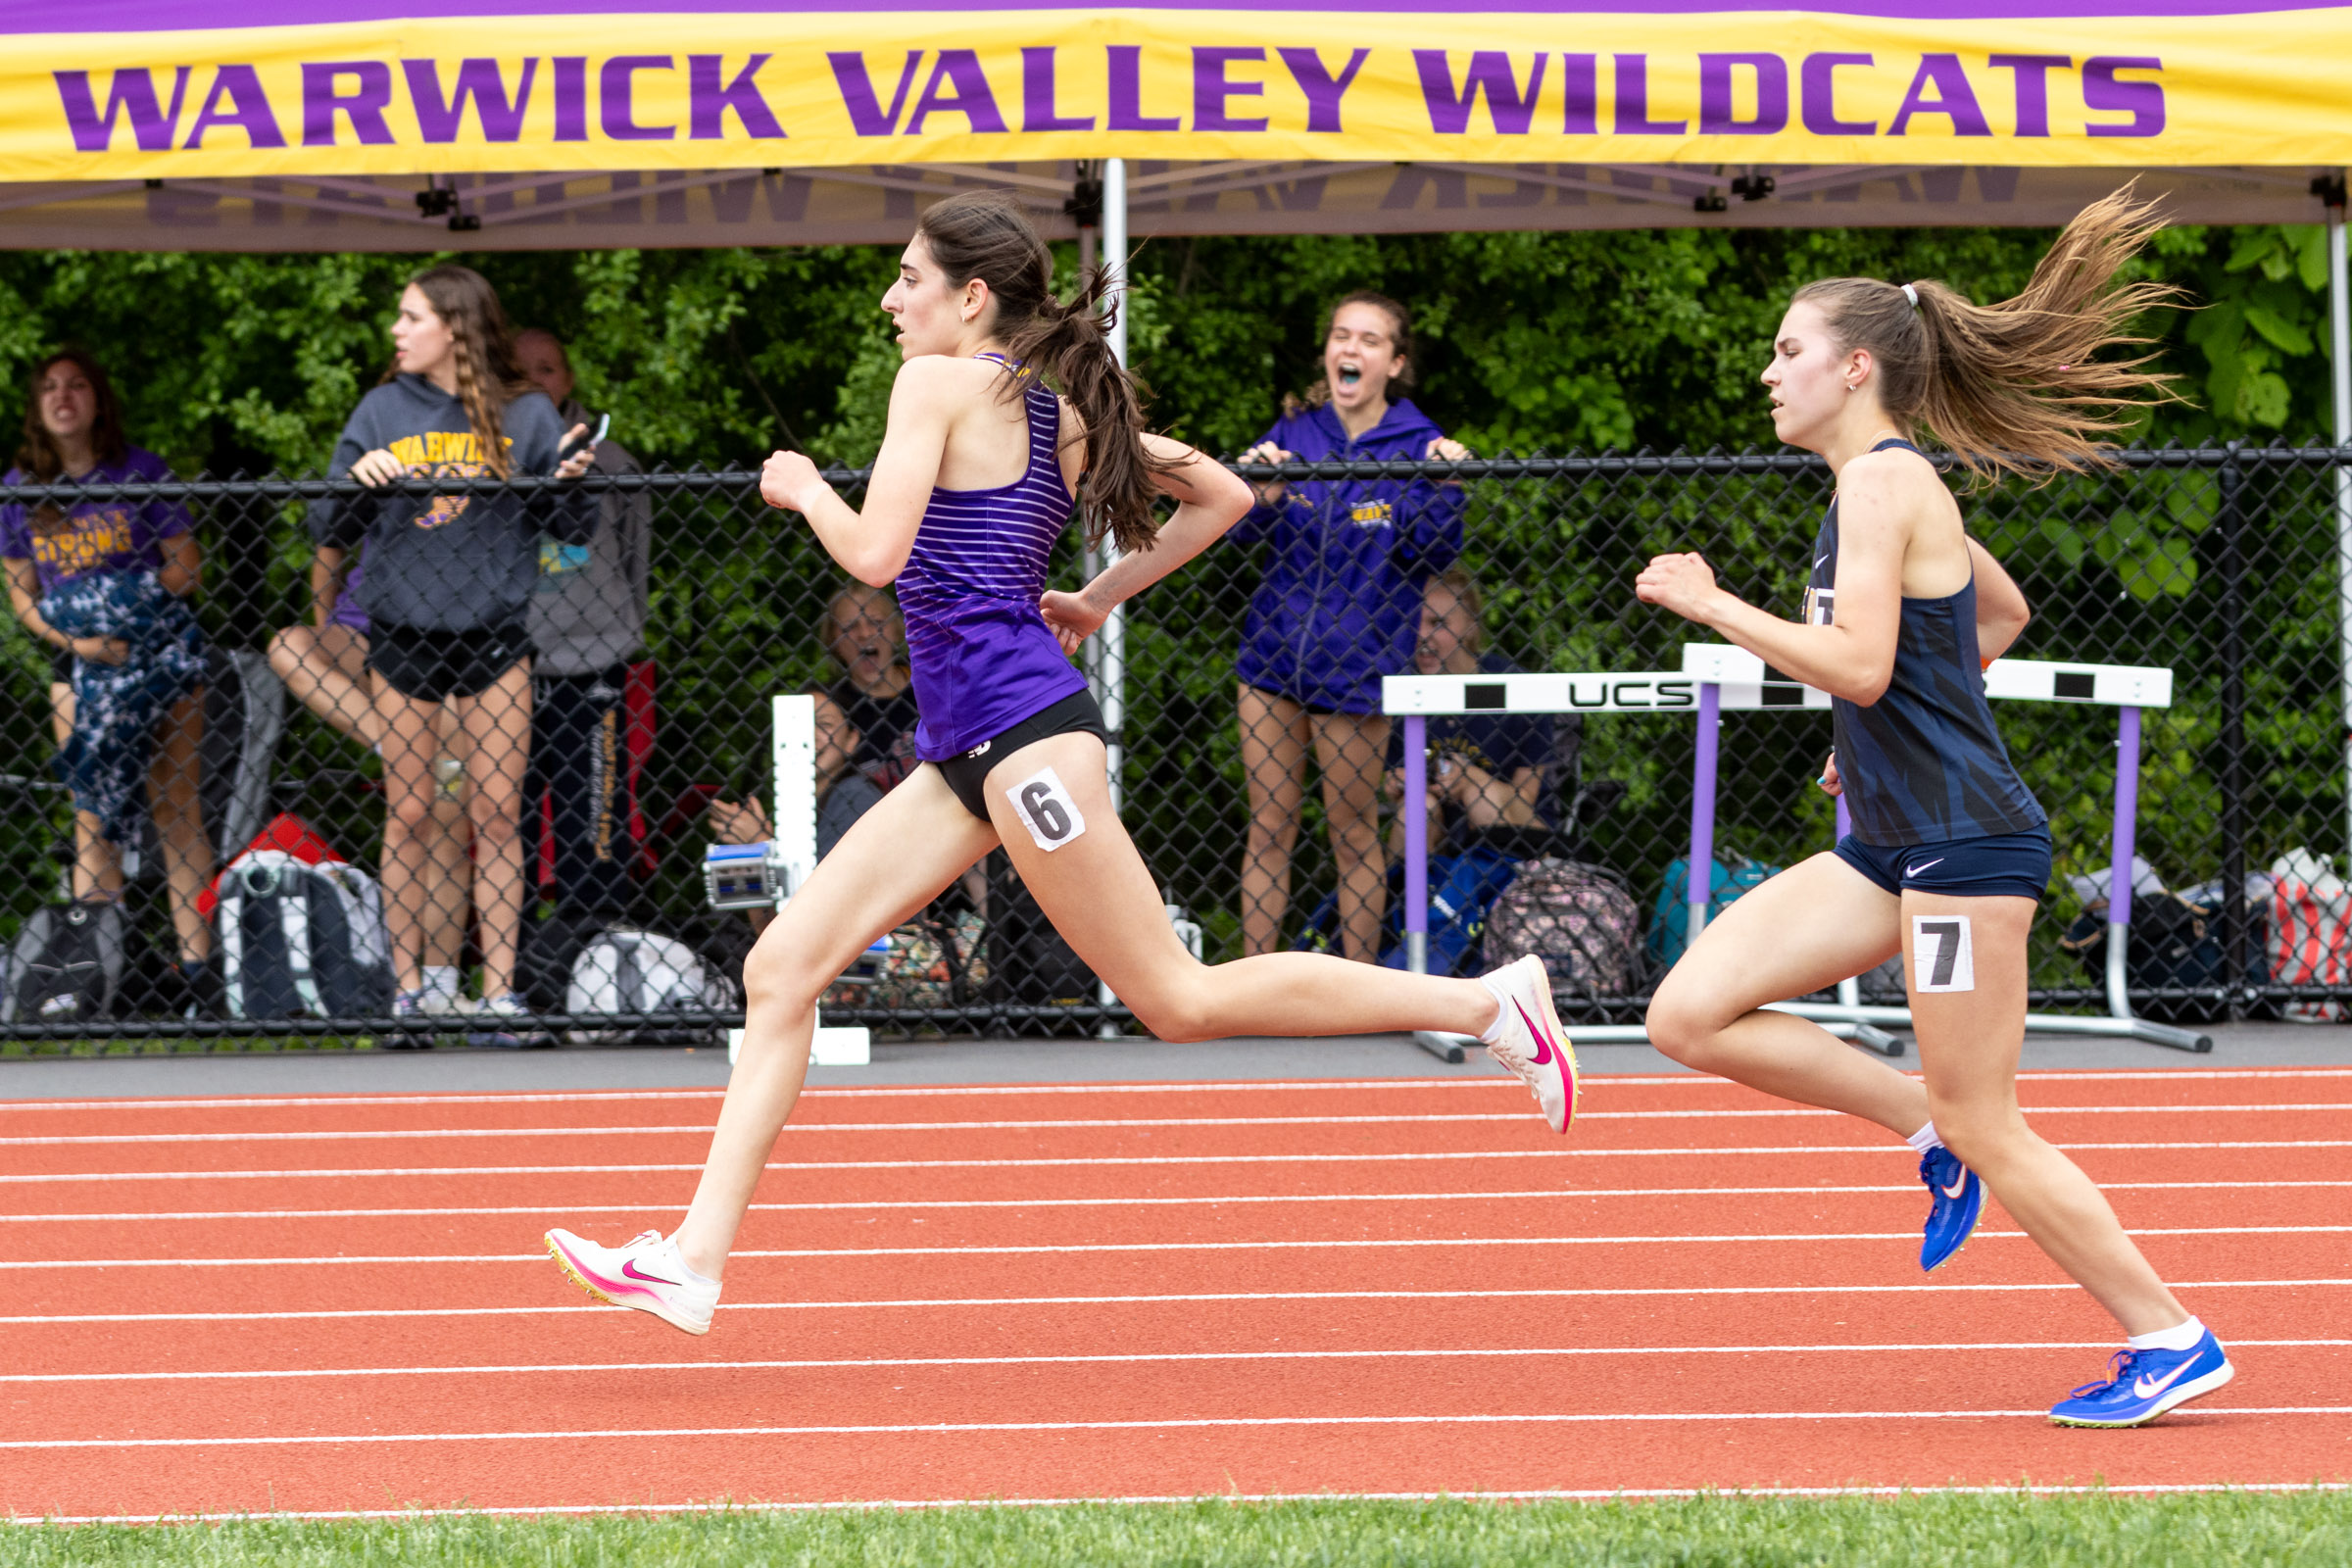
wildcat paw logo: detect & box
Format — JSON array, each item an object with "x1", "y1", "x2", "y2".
[
  {"x1": 417, "y1": 493, "x2": 472, "y2": 530},
  {"x1": 385, "y1": 434, "x2": 506, "y2": 531}
]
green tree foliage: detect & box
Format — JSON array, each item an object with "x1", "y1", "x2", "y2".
[{"x1": 0, "y1": 220, "x2": 2336, "y2": 478}]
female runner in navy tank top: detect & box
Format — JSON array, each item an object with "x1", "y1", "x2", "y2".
[
  {"x1": 1636, "y1": 190, "x2": 2232, "y2": 1429},
  {"x1": 543, "y1": 192, "x2": 1578, "y2": 1337}
]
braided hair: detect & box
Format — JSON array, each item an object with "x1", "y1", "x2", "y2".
[{"x1": 383, "y1": 265, "x2": 530, "y2": 478}]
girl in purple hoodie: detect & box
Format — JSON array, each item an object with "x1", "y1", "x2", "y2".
[{"x1": 1232, "y1": 293, "x2": 1468, "y2": 962}]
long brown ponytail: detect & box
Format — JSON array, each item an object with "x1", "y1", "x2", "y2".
[
  {"x1": 383, "y1": 264, "x2": 530, "y2": 478},
  {"x1": 914, "y1": 191, "x2": 1178, "y2": 554},
  {"x1": 1795, "y1": 186, "x2": 2184, "y2": 483}
]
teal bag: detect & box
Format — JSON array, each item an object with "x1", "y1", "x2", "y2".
[{"x1": 1647, "y1": 855, "x2": 1781, "y2": 965}]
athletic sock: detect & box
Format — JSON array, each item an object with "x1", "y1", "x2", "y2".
[
  {"x1": 2128, "y1": 1315, "x2": 2207, "y2": 1353},
  {"x1": 1475, "y1": 972, "x2": 1513, "y2": 1045},
  {"x1": 1905, "y1": 1121, "x2": 1943, "y2": 1153},
  {"x1": 420, "y1": 965, "x2": 461, "y2": 1004},
  {"x1": 663, "y1": 1235, "x2": 718, "y2": 1288}
]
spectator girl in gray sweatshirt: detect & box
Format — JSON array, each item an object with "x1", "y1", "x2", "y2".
[{"x1": 307, "y1": 265, "x2": 595, "y2": 1039}]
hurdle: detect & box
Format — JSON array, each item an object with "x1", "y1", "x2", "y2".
[
  {"x1": 1391, "y1": 646, "x2": 2212, "y2": 1060},
  {"x1": 1683, "y1": 643, "x2": 2211, "y2": 1054},
  {"x1": 1387, "y1": 667, "x2": 1900, "y2": 1059}
]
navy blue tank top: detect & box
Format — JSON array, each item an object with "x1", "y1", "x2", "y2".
[
  {"x1": 1805, "y1": 439, "x2": 2045, "y2": 847},
  {"x1": 896, "y1": 366, "x2": 1088, "y2": 760}
]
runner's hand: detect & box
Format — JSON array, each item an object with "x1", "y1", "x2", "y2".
[
  {"x1": 1635, "y1": 551, "x2": 1723, "y2": 622},
  {"x1": 760, "y1": 450, "x2": 826, "y2": 514},
  {"x1": 1040, "y1": 589, "x2": 1106, "y2": 658},
  {"x1": 1818, "y1": 751, "x2": 1842, "y2": 799}
]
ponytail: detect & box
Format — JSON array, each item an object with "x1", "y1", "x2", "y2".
[
  {"x1": 915, "y1": 191, "x2": 1180, "y2": 554},
  {"x1": 1796, "y1": 185, "x2": 2184, "y2": 483}
]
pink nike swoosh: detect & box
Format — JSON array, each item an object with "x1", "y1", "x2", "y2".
[
  {"x1": 1516, "y1": 1002, "x2": 1555, "y2": 1069},
  {"x1": 621, "y1": 1258, "x2": 680, "y2": 1288}
]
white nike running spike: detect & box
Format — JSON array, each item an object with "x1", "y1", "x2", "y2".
[
  {"x1": 545, "y1": 1227, "x2": 719, "y2": 1336},
  {"x1": 1478, "y1": 955, "x2": 1580, "y2": 1135}
]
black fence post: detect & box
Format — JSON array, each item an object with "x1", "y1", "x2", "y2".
[{"x1": 2217, "y1": 442, "x2": 2248, "y2": 1018}]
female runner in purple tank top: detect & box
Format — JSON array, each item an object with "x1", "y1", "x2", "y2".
[
  {"x1": 544, "y1": 192, "x2": 1579, "y2": 1335},
  {"x1": 1634, "y1": 190, "x2": 2230, "y2": 1428}
]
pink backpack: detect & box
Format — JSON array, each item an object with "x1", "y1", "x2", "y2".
[{"x1": 1484, "y1": 859, "x2": 1642, "y2": 999}]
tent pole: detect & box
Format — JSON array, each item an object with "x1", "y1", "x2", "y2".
[
  {"x1": 1101, "y1": 159, "x2": 1129, "y2": 819},
  {"x1": 1098, "y1": 158, "x2": 1131, "y2": 1036},
  {"x1": 2331, "y1": 177, "x2": 2352, "y2": 867}
]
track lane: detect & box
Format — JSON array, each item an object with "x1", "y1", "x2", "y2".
[{"x1": 8, "y1": 1073, "x2": 2344, "y2": 1516}]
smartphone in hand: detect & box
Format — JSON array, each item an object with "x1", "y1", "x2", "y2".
[{"x1": 559, "y1": 412, "x2": 611, "y2": 463}]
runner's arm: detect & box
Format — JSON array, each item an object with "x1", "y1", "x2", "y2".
[{"x1": 760, "y1": 358, "x2": 956, "y2": 584}]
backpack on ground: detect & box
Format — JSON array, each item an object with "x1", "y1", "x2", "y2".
[
  {"x1": 1483, "y1": 858, "x2": 1642, "y2": 1000},
  {"x1": 1647, "y1": 855, "x2": 1782, "y2": 967},
  {"x1": 199, "y1": 648, "x2": 287, "y2": 865},
  {"x1": 2058, "y1": 892, "x2": 2230, "y2": 1024},
  {"x1": 3, "y1": 900, "x2": 133, "y2": 1023},
  {"x1": 1372, "y1": 848, "x2": 1521, "y2": 978},
  {"x1": 2266, "y1": 847, "x2": 2349, "y2": 1022},
  {"x1": 216, "y1": 851, "x2": 393, "y2": 1019},
  {"x1": 565, "y1": 925, "x2": 737, "y2": 1044}
]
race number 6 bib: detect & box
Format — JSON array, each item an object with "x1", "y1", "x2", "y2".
[{"x1": 1006, "y1": 764, "x2": 1087, "y2": 853}]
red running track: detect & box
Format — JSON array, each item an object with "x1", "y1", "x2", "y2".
[{"x1": 3, "y1": 1067, "x2": 2349, "y2": 1519}]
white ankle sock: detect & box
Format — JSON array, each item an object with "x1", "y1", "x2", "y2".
[
  {"x1": 662, "y1": 1234, "x2": 717, "y2": 1288},
  {"x1": 420, "y1": 965, "x2": 460, "y2": 1002},
  {"x1": 2128, "y1": 1315, "x2": 2205, "y2": 1353},
  {"x1": 1476, "y1": 973, "x2": 1513, "y2": 1045},
  {"x1": 1905, "y1": 1121, "x2": 1943, "y2": 1153}
]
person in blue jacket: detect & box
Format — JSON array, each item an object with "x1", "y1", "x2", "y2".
[{"x1": 1231, "y1": 292, "x2": 1468, "y2": 961}]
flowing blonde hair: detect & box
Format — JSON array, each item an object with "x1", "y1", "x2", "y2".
[{"x1": 1795, "y1": 186, "x2": 2185, "y2": 483}]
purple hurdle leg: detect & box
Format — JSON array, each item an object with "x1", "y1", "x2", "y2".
[
  {"x1": 1689, "y1": 682, "x2": 1721, "y2": 944},
  {"x1": 1403, "y1": 713, "x2": 1429, "y2": 976},
  {"x1": 2107, "y1": 705, "x2": 2141, "y2": 1021}
]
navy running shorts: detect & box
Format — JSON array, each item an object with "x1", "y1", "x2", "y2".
[
  {"x1": 1834, "y1": 824, "x2": 2052, "y2": 902},
  {"x1": 934, "y1": 688, "x2": 1109, "y2": 823}
]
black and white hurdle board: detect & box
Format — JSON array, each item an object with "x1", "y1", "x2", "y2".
[{"x1": 1385, "y1": 646, "x2": 2208, "y2": 1059}]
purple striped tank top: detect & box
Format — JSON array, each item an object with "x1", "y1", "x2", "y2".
[{"x1": 897, "y1": 368, "x2": 1087, "y2": 760}]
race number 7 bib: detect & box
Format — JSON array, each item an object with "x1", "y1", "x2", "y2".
[{"x1": 1006, "y1": 764, "x2": 1087, "y2": 853}]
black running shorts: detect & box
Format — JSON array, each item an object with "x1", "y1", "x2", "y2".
[
  {"x1": 368, "y1": 620, "x2": 531, "y2": 703},
  {"x1": 933, "y1": 689, "x2": 1109, "y2": 823}
]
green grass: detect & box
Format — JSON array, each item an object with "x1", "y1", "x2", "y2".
[{"x1": 6, "y1": 1493, "x2": 2348, "y2": 1567}]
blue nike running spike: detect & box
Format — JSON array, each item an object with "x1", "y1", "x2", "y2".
[
  {"x1": 2048, "y1": 1331, "x2": 2234, "y2": 1428},
  {"x1": 1917, "y1": 1146, "x2": 1984, "y2": 1272}
]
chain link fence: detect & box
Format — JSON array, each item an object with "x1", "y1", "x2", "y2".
[{"x1": 0, "y1": 443, "x2": 2345, "y2": 1050}]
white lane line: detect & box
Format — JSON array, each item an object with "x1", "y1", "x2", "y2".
[
  {"x1": 11, "y1": 1140, "x2": 2351, "y2": 1185},
  {"x1": 0, "y1": 1081, "x2": 1532, "y2": 1114},
  {"x1": 18, "y1": 1225, "x2": 2345, "y2": 1269},
  {"x1": 10, "y1": 1278, "x2": 2343, "y2": 1326},
  {"x1": 24, "y1": 1481, "x2": 2352, "y2": 1524},
  {"x1": 16, "y1": 1340, "x2": 2349, "y2": 1386},
  {"x1": 12, "y1": 1407, "x2": 2348, "y2": 1450},
  {"x1": 15, "y1": 1177, "x2": 2347, "y2": 1224},
  {"x1": 6, "y1": 1064, "x2": 2349, "y2": 1116},
  {"x1": 12, "y1": 1102, "x2": 2349, "y2": 1149}
]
